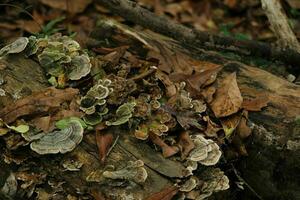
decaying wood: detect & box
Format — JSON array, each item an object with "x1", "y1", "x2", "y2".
[
  {"x1": 1, "y1": 19, "x2": 300, "y2": 200},
  {"x1": 97, "y1": 0, "x2": 300, "y2": 70},
  {"x1": 261, "y1": 0, "x2": 300, "y2": 52},
  {"x1": 0, "y1": 54, "x2": 47, "y2": 109},
  {"x1": 90, "y1": 20, "x2": 300, "y2": 199}
]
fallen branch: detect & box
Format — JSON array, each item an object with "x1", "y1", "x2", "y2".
[
  {"x1": 261, "y1": 0, "x2": 300, "y2": 53},
  {"x1": 97, "y1": 0, "x2": 300, "y2": 69}
]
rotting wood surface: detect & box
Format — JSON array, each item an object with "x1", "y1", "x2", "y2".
[{"x1": 0, "y1": 20, "x2": 299, "y2": 200}]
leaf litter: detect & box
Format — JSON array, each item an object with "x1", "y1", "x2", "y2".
[{"x1": 0, "y1": 31, "x2": 260, "y2": 199}]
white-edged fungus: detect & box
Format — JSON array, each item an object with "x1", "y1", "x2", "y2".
[
  {"x1": 62, "y1": 158, "x2": 83, "y2": 171},
  {"x1": 0, "y1": 37, "x2": 29, "y2": 57},
  {"x1": 184, "y1": 160, "x2": 198, "y2": 176},
  {"x1": 197, "y1": 168, "x2": 230, "y2": 200},
  {"x1": 68, "y1": 54, "x2": 91, "y2": 80},
  {"x1": 0, "y1": 172, "x2": 17, "y2": 197},
  {"x1": 30, "y1": 120, "x2": 84, "y2": 154},
  {"x1": 188, "y1": 135, "x2": 222, "y2": 166},
  {"x1": 106, "y1": 102, "x2": 136, "y2": 126},
  {"x1": 102, "y1": 160, "x2": 148, "y2": 183},
  {"x1": 179, "y1": 176, "x2": 199, "y2": 192}
]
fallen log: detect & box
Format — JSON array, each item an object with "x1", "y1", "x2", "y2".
[
  {"x1": 97, "y1": 0, "x2": 300, "y2": 73},
  {"x1": 0, "y1": 19, "x2": 299, "y2": 200},
  {"x1": 90, "y1": 19, "x2": 300, "y2": 200}
]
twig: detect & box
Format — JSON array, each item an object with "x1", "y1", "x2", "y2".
[
  {"x1": 97, "y1": 0, "x2": 300, "y2": 69},
  {"x1": 231, "y1": 164, "x2": 264, "y2": 200},
  {"x1": 106, "y1": 135, "x2": 119, "y2": 157},
  {"x1": 129, "y1": 66, "x2": 157, "y2": 81},
  {"x1": 261, "y1": 0, "x2": 300, "y2": 53}
]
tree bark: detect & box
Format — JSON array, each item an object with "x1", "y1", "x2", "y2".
[
  {"x1": 261, "y1": 0, "x2": 300, "y2": 52},
  {"x1": 90, "y1": 20, "x2": 300, "y2": 200},
  {"x1": 97, "y1": 0, "x2": 300, "y2": 71},
  {"x1": 0, "y1": 20, "x2": 300, "y2": 200}
]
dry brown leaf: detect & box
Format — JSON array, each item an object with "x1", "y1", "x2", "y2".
[
  {"x1": 177, "y1": 131, "x2": 195, "y2": 158},
  {"x1": 51, "y1": 110, "x2": 83, "y2": 122},
  {"x1": 224, "y1": 0, "x2": 238, "y2": 8},
  {"x1": 210, "y1": 72, "x2": 243, "y2": 117},
  {"x1": 39, "y1": 0, "x2": 92, "y2": 14},
  {"x1": 201, "y1": 86, "x2": 216, "y2": 103},
  {"x1": 164, "y1": 3, "x2": 184, "y2": 17},
  {"x1": 169, "y1": 64, "x2": 222, "y2": 92},
  {"x1": 242, "y1": 96, "x2": 269, "y2": 111},
  {"x1": 31, "y1": 116, "x2": 51, "y2": 132},
  {"x1": 237, "y1": 111, "x2": 252, "y2": 139},
  {"x1": 95, "y1": 131, "x2": 114, "y2": 164},
  {"x1": 147, "y1": 45, "x2": 195, "y2": 75},
  {"x1": 149, "y1": 132, "x2": 179, "y2": 158},
  {"x1": 102, "y1": 46, "x2": 129, "y2": 67},
  {"x1": 16, "y1": 20, "x2": 41, "y2": 33},
  {"x1": 204, "y1": 116, "x2": 222, "y2": 137},
  {"x1": 145, "y1": 185, "x2": 178, "y2": 200},
  {"x1": 0, "y1": 87, "x2": 78, "y2": 124},
  {"x1": 175, "y1": 111, "x2": 204, "y2": 130},
  {"x1": 220, "y1": 112, "x2": 242, "y2": 138},
  {"x1": 232, "y1": 135, "x2": 248, "y2": 156},
  {"x1": 156, "y1": 70, "x2": 177, "y2": 97}
]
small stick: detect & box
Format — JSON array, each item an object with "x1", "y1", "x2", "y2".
[
  {"x1": 97, "y1": 0, "x2": 300, "y2": 69},
  {"x1": 129, "y1": 66, "x2": 157, "y2": 81},
  {"x1": 106, "y1": 135, "x2": 120, "y2": 157},
  {"x1": 261, "y1": 0, "x2": 300, "y2": 53}
]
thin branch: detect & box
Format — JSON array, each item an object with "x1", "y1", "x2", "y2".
[
  {"x1": 97, "y1": 0, "x2": 300, "y2": 69},
  {"x1": 261, "y1": 0, "x2": 300, "y2": 53},
  {"x1": 106, "y1": 135, "x2": 119, "y2": 157}
]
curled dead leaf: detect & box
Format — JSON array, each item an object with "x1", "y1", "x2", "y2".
[
  {"x1": 236, "y1": 111, "x2": 252, "y2": 139},
  {"x1": 156, "y1": 70, "x2": 177, "y2": 97},
  {"x1": 0, "y1": 87, "x2": 79, "y2": 124},
  {"x1": 220, "y1": 112, "x2": 242, "y2": 138},
  {"x1": 95, "y1": 131, "x2": 114, "y2": 164},
  {"x1": 242, "y1": 96, "x2": 269, "y2": 111},
  {"x1": 169, "y1": 64, "x2": 222, "y2": 91},
  {"x1": 210, "y1": 72, "x2": 243, "y2": 117},
  {"x1": 149, "y1": 132, "x2": 179, "y2": 158},
  {"x1": 177, "y1": 131, "x2": 195, "y2": 159},
  {"x1": 204, "y1": 116, "x2": 222, "y2": 137}
]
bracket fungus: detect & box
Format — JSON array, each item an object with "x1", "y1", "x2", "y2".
[
  {"x1": 179, "y1": 176, "x2": 199, "y2": 192},
  {"x1": 80, "y1": 79, "x2": 112, "y2": 115},
  {"x1": 62, "y1": 158, "x2": 84, "y2": 171},
  {"x1": 0, "y1": 37, "x2": 29, "y2": 57},
  {"x1": 134, "y1": 109, "x2": 173, "y2": 140},
  {"x1": 102, "y1": 160, "x2": 148, "y2": 183},
  {"x1": 188, "y1": 135, "x2": 222, "y2": 166},
  {"x1": 4, "y1": 34, "x2": 92, "y2": 83},
  {"x1": 106, "y1": 102, "x2": 136, "y2": 126},
  {"x1": 68, "y1": 54, "x2": 92, "y2": 80},
  {"x1": 30, "y1": 120, "x2": 84, "y2": 154},
  {"x1": 197, "y1": 168, "x2": 230, "y2": 200}
]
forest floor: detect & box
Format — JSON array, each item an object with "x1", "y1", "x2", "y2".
[{"x1": 0, "y1": 1, "x2": 299, "y2": 200}]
